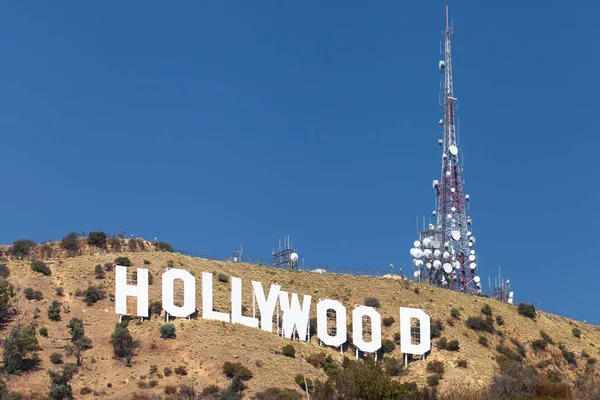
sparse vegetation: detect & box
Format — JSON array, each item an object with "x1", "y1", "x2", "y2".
[
  {"x1": 114, "y1": 256, "x2": 132, "y2": 267},
  {"x1": 532, "y1": 339, "x2": 548, "y2": 351},
  {"x1": 540, "y1": 330, "x2": 554, "y2": 344},
  {"x1": 430, "y1": 319, "x2": 443, "y2": 338},
  {"x1": 40, "y1": 327, "x2": 48, "y2": 337},
  {"x1": 50, "y1": 353, "x2": 63, "y2": 364},
  {"x1": 382, "y1": 316, "x2": 394, "y2": 327},
  {"x1": 518, "y1": 302, "x2": 537, "y2": 319},
  {"x1": 94, "y1": 264, "x2": 105, "y2": 279},
  {"x1": 174, "y1": 365, "x2": 187, "y2": 375},
  {"x1": 427, "y1": 360, "x2": 445, "y2": 375},
  {"x1": 11, "y1": 239, "x2": 37, "y2": 258},
  {"x1": 160, "y1": 323, "x2": 176, "y2": 339},
  {"x1": 31, "y1": 260, "x2": 51, "y2": 276},
  {"x1": 479, "y1": 335, "x2": 488, "y2": 347},
  {"x1": 24, "y1": 287, "x2": 43, "y2": 300},
  {"x1": 572, "y1": 328, "x2": 581, "y2": 338},
  {"x1": 60, "y1": 232, "x2": 81, "y2": 255},
  {"x1": 110, "y1": 321, "x2": 140, "y2": 364},
  {"x1": 87, "y1": 231, "x2": 108, "y2": 248},
  {"x1": 481, "y1": 304, "x2": 492, "y2": 317},
  {"x1": 155, "y1": 241, "x2": 174, "y2": 252},
  {"x1": 427, "y1": 374, "x2": 440, "y2": 387},
  {"x1": 495, "y1": 315, "x2": 504, "y2": 326},
  {"x1": 457, "y1": 359, "x2": 467, "y2": 368},
  {"x1": 48, "y1": 364, "x2": 78, "y2": 400},
  {"x1": 450, "y1": 307, "x2": 460, "y2": 319},
  {"x1": 217, "y1": 273, "x2": 229, "y2": 283},
  {"x1": 82, "y1": 285, "x2": 106, "y2": 306},
  {"x1": 223, "y1": 361, "x2": 253, "y2": 380},
  {"x1": 0, "y1": 264, "x2": 9, "y2": 278},
  {"x1": 2, "y1": 323, "x2": 42, "y2": 374},
  {"x1": 381, "y1": 339, "x2": 395, "y2": 353},
  {"x1": 466, "y1": 316, "x2": 494, "y2": 333},
  {"x1": 364, "y1": 297, "x2": 381, "y2": 308}
]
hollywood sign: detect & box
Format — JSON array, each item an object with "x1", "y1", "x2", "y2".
[{"x1": 114, "y1": 266, "x2": 431, "y2": 357}]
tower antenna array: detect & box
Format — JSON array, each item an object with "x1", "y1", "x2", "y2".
[{"x1": 410, "y1": 5, "x2": 481, "y2": 294}]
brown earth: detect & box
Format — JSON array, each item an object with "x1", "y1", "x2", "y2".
[{"x1": 1, "y1": 240, "x2": 599, "y2": 399}]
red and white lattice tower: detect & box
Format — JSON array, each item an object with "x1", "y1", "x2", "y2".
[{"x1": 410, "y1": 5, "x2": 481, "y2": 295}]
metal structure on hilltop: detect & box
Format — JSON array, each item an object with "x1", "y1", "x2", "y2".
[
  {"x1": 410, "y1": 5, "x2": 481, "y2": 295},
  {"x1": 272, "y1": 236, "x2": 299, "y2": 270}
]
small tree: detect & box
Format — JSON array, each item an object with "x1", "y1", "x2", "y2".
[
  {"x1": 364, "y1": 297, "x2": 381, "y2": 308},
  {"x1": 31, "y1": 260, "x2": 51, "y2": 276},
  {"x1": 49, "y1": 353, "x2": 63, "y2": 364},
  {"x1": 572, "y1": 328, "x2": 581, "y2": 338},
  {"x1": 24, "y1": 288, "x2": 43, "y2": 301},
  {"x1": 48, "y1": 364, "x2": 78, "y2": 400},
  {"x1": 481, "y1": 304, "x2": 493, "y2": 317},
  {"x1": 94, "y1": 265, "x2": 105, "y2": 279},
  {"x1": 381, "y1": 339, "x2": 396, "y2": 353},
  {"x1": 450, "y1": 308, "x2": 460, "y2": 319},
  {"x1": 83, "y1": 286, "x2": 106, "y2": 306},
  {"x1": 382, "y1": 317, "x2": 395, "y2": 327},
  {"x1": 110, "y1": 321, "x2": 140, "y2": 365},
  {"x1": 0, "y1": 279, "x2": 14, "y2": 321},
  {"x1": 48, "y1": 301, "x2": 62, "y2": 321},
  {"x1": 11, "y1": 239, "x2": 36, "y2": 258},
  {"x1": 160, "y1": 323, "x2": 176, "y2": 339},
  {"x1": 2, "y1": 323, "x2": 42, "y2": 374},
  {"x1": 517, "y1": 303, "x2": 536, "y2": 319},
  {"x1": 0, "y1": 264, "x2": 10, "y2": 278},
  {"x1": 87, "y1": 232, "x2": 107, "y2": 248},
  {"x1": 60, "y1": 233, "x2": 80, "y2": 255},
  {"x1": 65, "y1": 336, "x2": 92, "y2": 366},
  {"x1": 67, "y1": 318, "x2": 85, "y2": 342},
  {"x1": 282, "y1": 344, "x2": 296, "y2": 358},
  {"x1": 150, "y1": 301, "x2": 162, "y2": 317}
]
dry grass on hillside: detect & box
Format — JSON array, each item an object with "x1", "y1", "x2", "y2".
[{"x1": 1, "y1": 249, "x2": 599, "y2": 399}]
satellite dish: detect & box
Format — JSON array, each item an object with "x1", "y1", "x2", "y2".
[
  {"x1": 468, "y1": 241, "x2": 473, "y2": 247},
  {"x1": 432, "y1": 180, "x2": 439, "y2": 188},
  {"x1": 465, "y1": 194, "x2": 470, "y2": 201},
  {"x1": 414, "y1": 259, "x2": 424, "y2": 268},
  {"x1": 432, "y1": 240, "x2": 441, "y2": 249},
  {"x1": 474, "y1": 276, "x2": 481, "y2": 283},
  {"x1": 290, "y1": 252, "x2": 299, "y2": 262},
  {"x1": 469, "y1": 254, "x2": 476, "y2": 262},
  {"x1": 446, "y1": 171, "x2": 451, "y2": 177},
  {"x1": 432, "y1": 210, "x2": 437, "y2": 216},
  {"x1": 467, "y1": 231, "x2": 472, "y2": 236},
  {"x1": 414, "y1": 240, "x2": 421, "y2": 248},
  {"x1": 438, "y1": 138, "x2": 443, "y2": 144},
  {"x1": 441, "y1": 280, "x2": 448, "y2": 286},
  {"x1": 453, "y1": 261, "x2": 460, "y2": 269},
  {"x1": 439, "y1": 60, "x2": 446, "y2": 69},
  {"x1": 414, "y1": 270, "x2": 421, "y2": 278},
  {"x1": 423, "y1": 249, "x2": 432, "y2": 258},
  {"x1": 443, "y1": 263, "x2": 453, "y2": 274},
  {"x1": 470, "y1": 250, "x2": 475, "y2": 255},
  {"x1": 429, "y1": 223, "x2": 435, "y2": 230},
  {"x1": 470, "y1": 262, "x2": 477, "y2": 270},
  {"x1": 426, "y1": 262, "x2": 432, "y2": 269},
  {"x1": 443, "y1": 251, "x2": 450, "y2": 259},
  {"x1": 450, "y1": 188, "x2": 456, "y2": 193},
  {"x1": 451, "y1": 231, "x2": 461, "y2": 240},
  {"x1": 449, "y1": 145, "x2": 458, "y2": 156},
  {"x1": 423, "y1": 238, "x2": 432, "y2": 248},
  {"x1": 412, "y1": 248, "x2": 423, "y2": 259},
  {"x1": 451, "y1": 206, "x2": 456, "y2": 212},
  {"x1": 467, "y1": 218, "x2": 472, "y2": 225},
  {"x1": 433, "y1": 260, "x2": 442, "y2": 269},
  {"x1": 433, "y1": 249, "x2": 442, "y2": 259},
  {"x1": 470, "y1": 236, "x2": 476, "y2": 243}
]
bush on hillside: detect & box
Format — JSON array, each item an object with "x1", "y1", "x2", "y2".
[
  {"x1": 457, "y1": 359, "x2": 468, "y2": 368},
  {"x1": 540, "y1": 331, "x2": 553, "y2": 344},
  {"x1": 87, "y1": 232, "x2": 107, "y2": 248},
  {"x1": 11, "y1": 239, "x2": 37, "y2": 258},
  {"x1": 426, "y1": 360, "x2": 445, "y2": 375},
  {"x1": 48, "y1": 301, "x2": 61, "y2": 321},
  {"x1": 0, "y1": 264, "x2": 9, "y2": 278},
  {"x1": 83, "y1": 286, "x2": 106, "y2": 306},
  {"x1": 364, "y1": 297, "x2": 381, "y2": 308},
  {"x1": 532, "y1": 339, "x2": 547, "y2": 351},
  {"x1": 24, "y1": 288, "x2": 43, "y2": 301},
  {"x1": 50, "y1": 353, "x2": 63, "y2": 364},
  {"x1": 481, "y1": 304, "x2": 493, "y2": 317},
  {"x1": 104, "y1": 263, "x2": 114, "y2": 272},
  {"x1": 431, "y1": 319, "x2": 443, "y2": 338},
  {"x1": 223, "y1": 362, "x2": 253, "y2": 380},
  {"x1": 381, "y1": 339, "x2": 395, "y2": 353},
  {"x1": 282, "y1": 344, "x2": 296, "y2": 358},
  {"x1": 518, "y1": 303, "x2": 536, "y2": 319},
  {"x1": 446, "y1": 339, "x2": 460, "y2": 351},
  {"x1": 382, "y1": 316, "x2": 395, "y2": 327},
  {"x1": 256, "y1": 388, "x2": 301, "y2": 400},
  {"x1": 384, "y1": 357, "x2": 403, "y2": 376},
  {"x1": 496, "y1": 315, "x2": 505, "y2": 326},
  {"x1": 31, "y1": 260, "x2": 51, "y2": 276},
  {"x1": 60, "y1": 232, "x2": 81, "y2": 254},
  {"x1": 39, "y1": 327, "x2": 48, "y2": 337},
  {"x1": 572, "y1": 328, "x2": 581, "y2": 338},
  {"x1": 174, "y1": 365, "x2": 187, "y2": 376},
  {"x1": 114, "y1": 257, "x2": 132, "y2": 267},
  {"x1": 450, "y1": 308, "x2": 460, "y2": 319},
  {"x1": 94, "y1": 265, "x2": 105, "y2": 279},
  {"x1": 160, "y1": 323, "x2": 176, "y2": 339},
  {"x1": 466, "y1": 316, "x2": 495, "y2": 333},
  {"x1": 427, "y1": 375, "x2": 440, "y2": 387},
  {"x1": 479, "y1": 336, "x2": 489, "y2": 347},
  {"x1": 217, "y1": 273, "x2": 229, "y2": 283},
  {"x1": 155, "y1": 241, "x2": 174, "y2": 252}
]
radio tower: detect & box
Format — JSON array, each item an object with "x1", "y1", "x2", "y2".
[{"x1": 409, "y1": 4, "x2": 481, "y2": 295}]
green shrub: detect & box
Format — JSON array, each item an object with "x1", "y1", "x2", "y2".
[
  {"x1": 0, "y1": 264, "x2": 10, "y2": 278},
  {"x1": 40, "y1": 327, "x2": 48, "y2": 337},
  {"x1": 426, "y1": 360, "x2": 445, "y2": 375},
  {"x1": 94, "y1": 265, "x2": 105, "y2": 279},
  {"x1": 481, "y1": 304, "x2": 492, "y2": 317},
  {"x1": 223, "y1": 361, "x2": 253, "y2": 380},
  {"x1": 572, "y1": 328, "x2": 581, "y2": 338},
  {"x1": 381, "y1": 339, "x2": 395, "y2": 353},
  {"x1": 150, "y1": 301, "x2": 162, "y2": 317},
  {"x1": 217, "y1": 273, "x2": 229, "y2": 283},
  {"x1": 540, "y1": 331, "x2": 553, "y2": 344},
  {"x1": 559, "y1": 345, "x2": 576, "y2": 365},
  {"x1": 495, "y1": 315, "x2": 504, "y2": 326},
  {"x1": 30, "y1": 260, "x2": 51, "y2": 276},
  {"x1": 431, "y1": 319, "x2": 443, "y2": 338},
  {"x1": 82, "y1": 285, "x2": 106, "y2": 306},
  {"x1": 364, "y1": 297, "x2": 381, "y2": 308},
  {"x1": 532, "y1": 339, "x2": 547, "y2": 351},
  {"x1": 457, "y1": 359, "x2": 467, "y2": 368},
  {"x1": 114, "y1": 257, "x2": 132, "y2": 267},
  {"x1": 60, "y1": 232, "x2": 81, "y2": 254},
  {"x1": 436, "y1": 337, "x2": 448, "y2": 350},
  {"x1": 383, "y1": 357, "x2": 403, "y2": 376},
  {"x1": 517, "y1": 303, "x2": 536, "y2": 319},
  {"x1": 174, "y1": 365, "x2": 187, "y2": 375},
  {"x1": 48, "y1": 301, "x2": 61, "y2": 321},
  {"x1": 104, "y1": 263, "x2": 114, "y2": 272},
  {"x1": 87, "y1": 232, "x2": 107, "y2": 248},
  {"x1": 11, "y1": 239, "x2": 36, "y2": 258},
  {"x1": 450, "y1": 308, "x2": 460, "y2": 319},
  {"x1": 466, "y1": 316, "x2": 494, "y2": 333},
  {"x1": 163, "y1": 367, "x2": 172, "y2": 377},
  {"x1": 414, "y1": 288, "x2": 420, "y2": 295},
  {"x1": 510, "y1": 338, "x2": 526, "y2": 358},
  {"x1": 164, "y1": 385, "x2": 177, "y2": 395},
  {"x1": 49, "y1": 352, "x2": 63, "y2": 364},
  {"x1": 294, "y1": 373, "x2": 313, "y2": 392},
  {"x1": 478, "y1": 335, "x2": 488, "y2": 347},
  {"x1": 393, "y1": 332, "x2": 400, "y2": 344},
  {"x1": 382, "y1": 316, "x2": 394, "y2": 327},
  {"x1": 80, "y1": 386, "x2": 92, "y2": 395},
  {"x1": 446, "y1": 339, "x2": 460, "y2": 351},
  {"x1": 282, "y1": 344, "x2": 296, "y2": 358},
  {"x1": 426, "y1": 374, "x2": 439, "y2": 387},
  {"x1": 202, "y1": 385, "x2": 221, "y2": 395},
  {"x1": 24, "y1": 288, "x2": 43, "y2": 300},
  {"x1": 160, "y1": 323, "x2": 176, "y2": 339},
  {"x1": 496, "y1": 343, "x2": 523, "y2": 363},
  {"x1": 56, "y1": 287, "x2": 64, "y2": 296}
]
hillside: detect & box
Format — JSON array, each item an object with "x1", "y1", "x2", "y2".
[{"x1": 0, "y1": 238, "x2": 599, "y2": 399}]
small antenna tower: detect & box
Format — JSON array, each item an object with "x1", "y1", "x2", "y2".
[
  {"x1": 491, "y1": 266, "x2": 514, "y2": 304},
  {"x1": 272, "y1": 236, "x2": 299, "y2": 270},
  {"x1": 409, "y1": 4, "x2": 481, "y2": 294}
]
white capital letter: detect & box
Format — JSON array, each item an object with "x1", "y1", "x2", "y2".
[
  {"x1": 352, "y1": 306, "x2": 381, "y2": 353},
  {"x1": 162, "y1": 268, "x2": 195, "y2": 318},
  {"x1": 231, "y1": 277, "x2": 259, "y2": 328},
  {"x1": 279, "y1": 291, "x2": 312, "y2": 341},
  {"x1": 202, "y1": 272, "x2": 230, "y2": 322},
  {"x1": 252, "y1": 281, "x2": 281, "y2": 332},
  {"x1": 317, "y1": 299, "x2": 346, "y2": 347},
  {"x1": 115, "y1": 266, "x2": 148, "y2": 317},
  {"x1": 400, "y1": 307, "x2": 431, "y2": 355}
]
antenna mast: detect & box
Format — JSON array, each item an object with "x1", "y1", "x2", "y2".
[{"x1": 409, "y1": 5, "x2": 480, "y2": 294}]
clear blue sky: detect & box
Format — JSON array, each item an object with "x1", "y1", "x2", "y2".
[{"x1": 1, "y1": 2, "x2": 597, "y2": 323}]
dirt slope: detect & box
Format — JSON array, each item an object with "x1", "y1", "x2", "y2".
[{"x1": 1, "y1": 246, "x2": 599, "y2": 399}]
